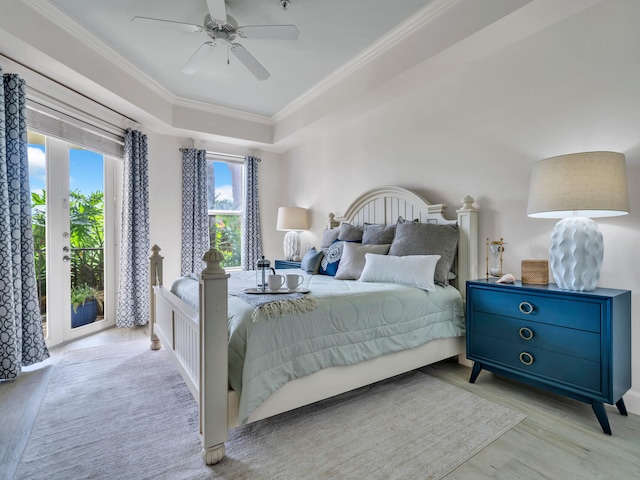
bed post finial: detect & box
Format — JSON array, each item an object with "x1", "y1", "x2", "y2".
[
  {"x1": 460, "y1": 195, "x2": 477, "y2": 212},
  {"x1": 327, "y1": 212, "x2": 340, "y2": 229},
  {"x1": 202, "y1": 248, "x2": 226, "y2": 275}
]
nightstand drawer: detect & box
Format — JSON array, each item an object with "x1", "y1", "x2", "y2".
[
  {"x1": 473, "y1": 312, "x2": 601, "y2": 362},
  {"x1": 274, "y1": 260, "x2": 302, "y2": 269},
  {"x1": 471, "y1": 287, "x2": 601, "y2": 333},
  {"x1": 472, "y1": 334, "x2": 602, "y2": 393}
]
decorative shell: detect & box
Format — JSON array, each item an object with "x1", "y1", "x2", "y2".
[{"x1": 495, "y1": 273, "x2": 516, "y2": 284}]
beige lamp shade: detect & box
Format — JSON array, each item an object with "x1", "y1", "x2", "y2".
[
  {"x1": 527, "y1": 151, "x2": 629, "y2": 219},
  {"x1": 276, "y1": 207, "x2": 310, "y2": 231}
]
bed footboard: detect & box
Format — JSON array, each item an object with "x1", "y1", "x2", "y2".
[{"x1": 149, "y1": 245, "x2": 231, "y2": 465}]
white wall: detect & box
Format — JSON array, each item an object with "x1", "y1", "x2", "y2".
[{"x1": 279, "y1": 19, "x2": 640, "y2": 413}]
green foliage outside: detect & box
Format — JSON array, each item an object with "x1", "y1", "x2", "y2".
[
  {"x1": 209, "y1": 196, "x2": 241, "y2": 268},
  {"x1": 71, "y1": 283, "x2": 104, "y2": 313},
  {"x1": 31, "y1": 189, "x2": 105, "y2": 311}
]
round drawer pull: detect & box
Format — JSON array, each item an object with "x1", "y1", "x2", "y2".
[
  {"x1": 519, "y1": 302, "x2": 534, "y2": 315},
  {"x1": 519, "y1": 352, "x2": 534, "y2": 365},
  {"x1": 519, "y1": 327, "x2": 534, "y2": 340}
]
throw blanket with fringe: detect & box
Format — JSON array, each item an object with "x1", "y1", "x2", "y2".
[{"x1": 233, "y1": 292, "x2": 318, "y2": 321}]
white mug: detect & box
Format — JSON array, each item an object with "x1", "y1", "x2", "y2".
[
  {"x1": 286, "y1": 274, "x2": 304, "y2": 291},
  {"x1": 268, "y1": 274, "x2": 285, "y2": 291}
]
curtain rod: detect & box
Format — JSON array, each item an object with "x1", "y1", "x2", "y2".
[{"x1": 180, "y1": 149, "x2": 258, "y2": 161}]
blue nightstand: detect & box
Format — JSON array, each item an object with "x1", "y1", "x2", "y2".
[
  {"x1": 274, "y1": 260, "x2": 301, "y2": 270},
  {"x1": 466, "y1": 279, "x2": 631, "y2": 434}
]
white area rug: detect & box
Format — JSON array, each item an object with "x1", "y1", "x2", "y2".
[{"x1": 16, "y1": 336, "x2": 525, "y2": 480}]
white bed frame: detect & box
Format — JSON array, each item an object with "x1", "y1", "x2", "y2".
[{"x1": 149, "y1": 185, "x2": 478, "y2": 464}]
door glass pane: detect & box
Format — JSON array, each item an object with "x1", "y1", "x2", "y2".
[
  {"x1": 69, "y1": 146, "x2": 105, "y2": 328},
  {"x1": 28, "y1": 134, "x2": 47, "y2": 337}
]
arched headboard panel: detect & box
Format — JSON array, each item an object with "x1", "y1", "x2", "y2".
[{"x1": 329, "y1": 186, "x2": 478, "y2": 300}]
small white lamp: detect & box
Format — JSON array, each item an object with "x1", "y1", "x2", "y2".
[
  {"x1": 527, "y1": 151, "x2": 629, "y2": 291},
  {"x1": 276, "y1": 206, "x2": 309, "y2": 261}
]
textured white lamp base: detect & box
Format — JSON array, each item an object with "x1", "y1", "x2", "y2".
[
  {"x1": 549, "y1": 217, "x2": 603, "y2": 291},
  {"x1": 283, "y1": 231, "x2": 301, "y2": 261}
]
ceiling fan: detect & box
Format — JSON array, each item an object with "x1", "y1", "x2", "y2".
[{"x1": 132, "y1": 0, "x2": 299, "y2": 80}]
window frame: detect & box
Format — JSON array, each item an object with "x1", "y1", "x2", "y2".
[{"x1": 206, "y1": 153, "x2": 244, "y2": 270}]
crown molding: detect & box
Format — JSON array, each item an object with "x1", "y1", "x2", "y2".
[
  {"x1": 23, "y1": 0, "x2": 172, "y2": 99},
  {"x1": 21, "y1": 0, "x2": 457, "y2": 132},
  {"x1": 172, "y1": 96, "x2": 272, "y2": 125},
  {"x1": 272, "y1": 0, "x2": 458, "y2": 123},
  {"x1": 23, "y1": 0, "x2": 273, "y2": 126}
]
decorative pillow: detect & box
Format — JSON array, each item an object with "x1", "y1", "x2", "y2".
[
  {"x1": 320, "y1": 228, "x2": 340, "y2": 249},
  {"x1": 388, "y1": 218, "x2": 459, "y2": 285},
  {"x1": 301, "y1": 248, "x2": 324, "y2": 274},
  {"x1": 359, "y1": 254, "x2": 441, "y2": 292},
  {"x1": 319, "y1": 240, "x2": 345, "y2": 276},
  {"x1": 334, "y1": 243, "x2": 391, "y2": 280},
  {"x1": 338, "y1": 223, "x2": 363, "y2": 242},
  {"x1": 362, "y1": 223, "x2": 396, "y2": 245}
]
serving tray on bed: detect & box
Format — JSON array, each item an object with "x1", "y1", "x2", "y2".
[
  {"x1": 243, "y1": 288, "x2": 311, "y2": 295},
  {"x1": 244, "y1": 288, "x2": 310, "y2": 294}
]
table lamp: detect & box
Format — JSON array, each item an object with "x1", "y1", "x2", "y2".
[
  {"x1": 526, "y1": 151, "x2": 629, "y2": 291},
  {"x1": 276, "y1": 206, "x2": 309, "y2": 261}
]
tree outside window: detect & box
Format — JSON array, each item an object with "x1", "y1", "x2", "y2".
[{"x1": 207, "y1": 159, "x2": 243, "y2": 268}]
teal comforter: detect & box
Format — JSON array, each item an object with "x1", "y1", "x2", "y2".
[{"x1": 171, "y1": 270, "x2": 465, "y2": 425}]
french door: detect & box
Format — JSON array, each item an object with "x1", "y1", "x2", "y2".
[{"x1": 28, "y1": 133, "x2": 117, "y2": 346}]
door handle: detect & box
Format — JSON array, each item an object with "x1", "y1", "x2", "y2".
[{"x1": 63, "y1": 255, "x2": 71, "y2": 262}]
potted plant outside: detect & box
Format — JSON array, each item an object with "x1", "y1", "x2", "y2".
[{"x1": 71, "y1": 284, "x2": 104, "y2": 328}]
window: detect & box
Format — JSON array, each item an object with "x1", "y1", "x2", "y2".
[{"x1": 207, "y1": 158, "x2": 243, "y2": 268}]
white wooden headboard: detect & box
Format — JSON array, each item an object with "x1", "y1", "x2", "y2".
[{"x1": 327, "y1": 186, "x2": 478, "y2": 300}]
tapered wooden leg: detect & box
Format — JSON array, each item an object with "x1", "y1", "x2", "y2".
[
  {"x1": 591, "y1": 401, "x2": 612, "y2": 435},
  {"x1": 469, "y1": 362, "x2": 483, "y2": 384},
  {"x1": 615, "y1": 398, "x2": 628, "y2": 416}
]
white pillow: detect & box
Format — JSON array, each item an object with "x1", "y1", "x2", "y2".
[
  {"x1": 358, "y1": 254, "x2": 441, "y2": 292},
  {"x1": 334, "y1": 242, "x2": 391, "y2": 280}
]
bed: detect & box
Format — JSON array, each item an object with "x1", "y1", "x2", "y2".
[{"x1": 149, "y1": 185, "x2": 478, "y2": 464}]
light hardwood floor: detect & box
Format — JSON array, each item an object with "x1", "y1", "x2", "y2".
[{"x1": 1, "y1": 328, "x2": 639, "y2": 480}]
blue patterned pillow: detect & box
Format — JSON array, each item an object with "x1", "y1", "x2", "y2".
[{"x1": 319, "y1": 240, "x2": 345, "y2": 276}]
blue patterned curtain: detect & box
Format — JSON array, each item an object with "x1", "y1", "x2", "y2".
[
  {"x1": 116, "y1": 129, "x2": 149, "y2": 327},
  {"x1": 180, "y1": 148, "x2": 209, "y2": 275},
  {"x1": 0, "y1": 67, "x2": 49, "y2": 379},
  {"x1": 241, "y1": 156, "x2": 263, "y2": 270}
]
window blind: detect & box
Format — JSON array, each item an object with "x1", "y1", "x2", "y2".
[{"x1": 26, "y1": 99, "x2": 125, "y2": 158}]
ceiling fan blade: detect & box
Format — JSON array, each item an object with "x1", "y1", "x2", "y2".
[
  {"x1": 181, "y1": 42, "x2": 215, "y2": 74},
  {"x1": 206, "y1": 0, "x2": 227, "y2": 23},
  {"x1": 230, "y1": 43, "x2": 270, "y2": 81},
  {"x1": 236, "y1": 25, "x2": 299, "y2": 40},
  {"x1": 131, "y1": 16, "x2": 203, "y2": 32}
]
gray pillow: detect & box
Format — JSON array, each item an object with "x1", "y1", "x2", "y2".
[
  {"x1": 362, "y1": 223, "x2": 396, "y2": 245},
  {"x1": 301, "y1": 248, "x2": 324, "y2": 274},
  {"x1": 338, "y1": 223, "x2": 363, "y2": 242},
  {"x1": 388, "y1": 218, "x2": 458, "y2": 285},
  {"x1": 320, "y1": 228, "x2": 340, "y2": 249},
  {"x1": 334, "y1": 243, "x2": 391, "y2": 280}
]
